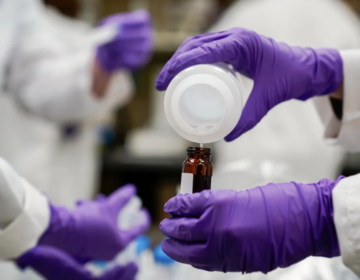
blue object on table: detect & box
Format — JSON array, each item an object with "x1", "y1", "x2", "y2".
[
  {"x1": 136, "y1": 235, "x2": 151, "y2": 256},
  {"x1": 153, "y1": 242, "x2": 175, "y2": 266},
  {"x1": 92, "y1": 260, "x2": 108, "y2": 269}
]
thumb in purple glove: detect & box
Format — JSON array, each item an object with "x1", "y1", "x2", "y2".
[
  {"x1": 17, "y1": 246, "x2": 138, "y2": 280},
  {"x1": 160, "y1": 177, "x2": 343, "y2": 274},
  {"x1": 39, "y1": 184, "x2": 151, "y2": 261},
  {"x1": 156, "y1": 28, "x2": 343, "y2": 141}
]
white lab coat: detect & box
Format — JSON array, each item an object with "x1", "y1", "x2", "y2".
[
  {"x1": 320, "y1": 49, "x2": 360, "y2": 276},
  {"x1": 1, "y1": 5, "x2": 134, "y2": 208},
  {"x1": 210, "y1": 0, "x2": 360, "y2": 279},
  {"x1": 0, "y1": 0, "x2": 133, "y2": 278},
  {"x1": 0, "y1": 0, "x2": 50, "y2": 260},
  {"x1": 0, "y1": 158, "x2": 49, "y2": 259}
]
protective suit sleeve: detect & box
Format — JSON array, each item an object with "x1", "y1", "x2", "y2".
[
  {"x1": 6, "y1": 7, "x2": 133, "y2": 123},
  {"x1": 0, "y1": 157, "x2": 50, "y2": 259},
  {"x1": 314, "y1": 50, "x2": 360, "y2": 152},
  {"x1": 91, "y1": 69, "x2": 134, "y2": 117},
  {"x1": 333, "y1": 174, "x2": 360, "y2": 277}
]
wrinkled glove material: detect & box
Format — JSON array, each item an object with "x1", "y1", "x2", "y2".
[{"x1": 160, "y1": 177, "x2": 343, "y2": 273}]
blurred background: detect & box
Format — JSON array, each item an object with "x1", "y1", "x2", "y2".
[
  {"x1": 39, "y1": 0, "x2": 360, "y2": 243},
  {"x1": 73, "y1": 0, "x2": 237, "y2": 242}
]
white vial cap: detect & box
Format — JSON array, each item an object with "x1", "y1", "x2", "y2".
[{"x1": 164, "y1": 64, "x2": 243, "y2": 143}]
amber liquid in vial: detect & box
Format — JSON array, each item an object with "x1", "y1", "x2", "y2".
[{"x1": 181, "y1": 147, "x2": 213, "y2": 193}]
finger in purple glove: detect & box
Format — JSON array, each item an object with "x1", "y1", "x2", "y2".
[
  {"x1": 17, "y1": 246, "x2": 138, "y2": 280},
  {"x1": 97, "y1": 10, "x2": 154, "y2": 72},
  {"x1": 39, "y1": 184, "x2": 151, "y2": 260},
  {"x1": 160, "y1": 178, "x2": 343, "y2": 273}
]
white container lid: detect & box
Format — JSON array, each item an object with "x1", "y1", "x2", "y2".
[{"x1": 164, "y1": 63, "x2": 244, "y2": 143}]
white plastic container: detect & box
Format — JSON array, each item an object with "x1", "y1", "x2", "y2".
[{"x1": 164, "y1": 63, "x2": 244, "y2": 144}]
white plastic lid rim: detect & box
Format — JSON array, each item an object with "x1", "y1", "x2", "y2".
[{"x1": 164, "y1": 64, "x2": 244, "y2": 143}]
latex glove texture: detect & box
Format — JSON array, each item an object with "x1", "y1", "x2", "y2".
[
  {"x1": 160, "y1": 177, "x2": 343, "y2": 273},
  {"x1": 156, "y1": 28, "x2": 343, "y2": 141},
  {"x1": 17, "y1": 246, "x2": 138, "y2": 280},
  {"x1": 97, "y1": 10, "x2": 153, "y2": 72},
  {"x1": 39, "y1": 184, "x2": 150, "y2": 260}
]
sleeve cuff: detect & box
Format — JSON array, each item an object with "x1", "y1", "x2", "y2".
[
  {"x1": 313, "y1": 50, "x2": 360, "y2": 152},
  {"x1": 333, "y1": 174, "x2": 360, "y2": 277},
  {"x1": 0, "y1": 180, "x2": 50, "y2": 259}
]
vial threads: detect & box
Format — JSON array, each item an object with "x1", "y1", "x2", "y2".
[{"x1": 180, "y1": 147, "x2": 213, "y2": 194}]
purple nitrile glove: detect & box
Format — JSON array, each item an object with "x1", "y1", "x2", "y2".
[
  {"x1": 97, "y1": 10, "x2": 154, "y2": 72},
  {"x1": 155, "y1": 28, "x2": 343, "y2": 141},
  {"x1": 39, "y1": 184, "x2": 151, "y2": 261},
  {"x1": 160, "y1": 177, "x2": 344, "y2": 274},
  {"x1": 17, "y1": 246, "x2": 138, "y2": 280}
]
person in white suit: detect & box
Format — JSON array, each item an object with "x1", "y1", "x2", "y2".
[
  {"x1": 0, "y1": 0, "x2": 153, "y2": 278},
  {"x1": 0, "y1": 0, "x2": 141, "y2": 208},
  {"x1": 212, "y1": 0, "x2": 360, "y2": 187},
  {"x1": 155, "y1": 0, "x2": 360, "y2": 279},
  {"x1": 210, "y1": 0, "x2": 360, "y2": 279}
]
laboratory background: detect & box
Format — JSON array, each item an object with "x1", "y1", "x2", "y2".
[
  {"x1": 3, "y1": 0, "x2": 360, "y2": 279},
  {"x1": 94, "y1": 0, "x2": 360, "y2": 244}
]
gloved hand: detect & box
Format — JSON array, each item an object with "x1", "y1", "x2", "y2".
[
  {"x1": 156, "y1": 28, "x2": 343, "y2": 141},
  {"x1": 39, "y1": 184, "x2": 150, "y2": 260},
  {"x1": 160, "y1": 177, "x2": 343, "y2": 273},
  {"x1": 97, "y1": 10, "x2": 154, "y2": 72},
  {"x1": 17, "y1": 246, "x2": 138, "y2": 280}
]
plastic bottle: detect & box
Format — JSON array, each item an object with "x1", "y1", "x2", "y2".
[{"x1": 164, "y1": 63, "x2": 244, "y2": 144}]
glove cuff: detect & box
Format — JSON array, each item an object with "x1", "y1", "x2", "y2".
[
  {"x1": 297, "y1": 48, "x2": 343, "y2": 101},
  {"x1": 312, "y1": 176, "x2": 345, "y2": 258}
]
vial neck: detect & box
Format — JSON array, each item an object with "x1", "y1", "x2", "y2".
[
  {"x1": 186, "y1": 147, "x2": 211, "y2": 160},
  {"x1": 187, "y1": 154, "x2": 211, "y2": 160}
]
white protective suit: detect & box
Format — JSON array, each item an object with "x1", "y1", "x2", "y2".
[
  {"x1": 210, "y1": 0, "x2": 360, "y2": 279},
  {"x1": 0, "y1": 0, "x2": 134, "y2": 278},
  {"x1": 0, "y1": 4, "x2": 133, "y2": 208},
  {"x1": 0, "y1": 0, "x2": 51, "y2": 259},
  {"x1": 324, "y1": 50, "x2": 360, "y2": 277}
]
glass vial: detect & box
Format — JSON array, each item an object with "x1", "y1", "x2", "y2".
[{"x1": 180, "y1": 147, "x2": 213, "y2": 194}]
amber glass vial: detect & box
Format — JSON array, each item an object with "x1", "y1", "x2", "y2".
[{"x1": 181, "y1": 147, "x2": 213, "y2": 194}]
